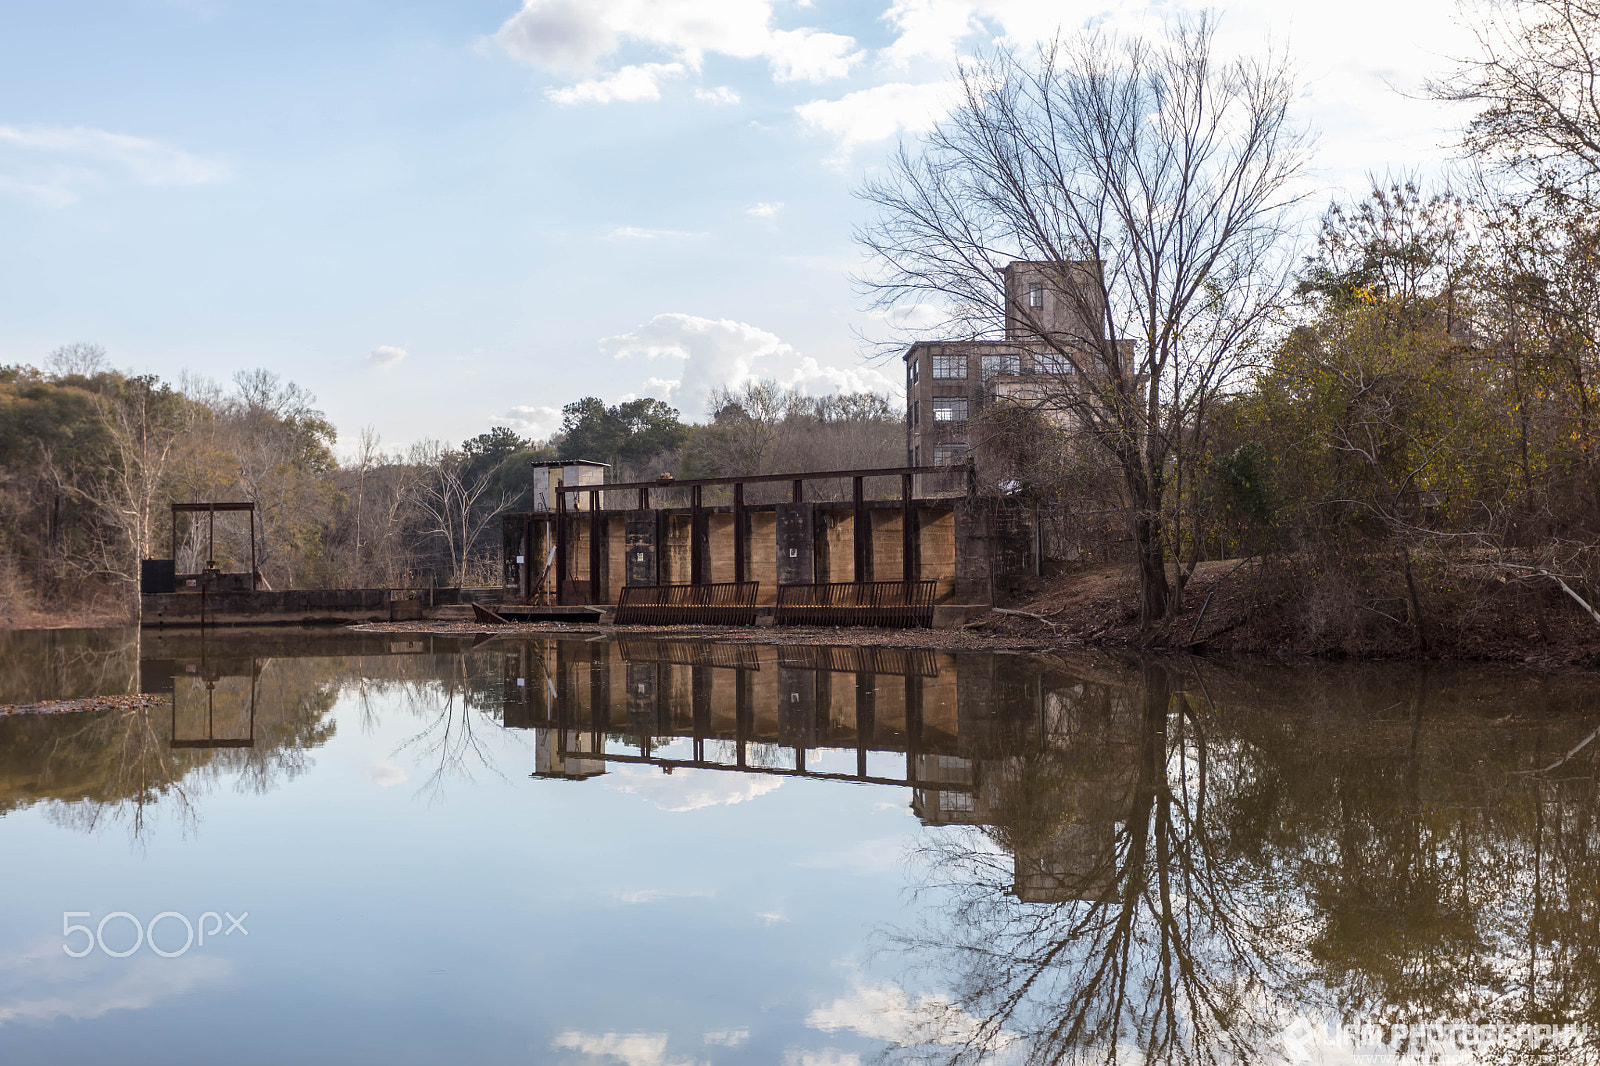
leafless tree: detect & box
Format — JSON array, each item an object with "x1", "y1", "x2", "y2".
[
  {"x1": 1430, "y1": 0, "x2": 1600, "y2": 199},
  {"x1": 407, "y1": 441, "x2": 514, "y2": 587},
  {"x1": 858, "y1": 16, "x2": 1309, "y2": 623}
]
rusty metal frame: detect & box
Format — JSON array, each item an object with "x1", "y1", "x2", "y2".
[{"x1": 170, "y1": 502, "x2": 257, "y2": 591}]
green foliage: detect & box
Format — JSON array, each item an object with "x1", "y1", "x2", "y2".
[
  {"x1": 555, "y1": 397, "x2": 689, "y2": 467},
  {"x1": 1209, "y1": 442, "x2": 1273, "y2": 526}
]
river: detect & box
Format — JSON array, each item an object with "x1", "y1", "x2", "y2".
[{"x1": 0, "y1": 626, "x2": 1595, "y2": 1064}]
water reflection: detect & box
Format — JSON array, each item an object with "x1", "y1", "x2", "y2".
[
  {"x1": 3, "y1": 629, "x2": 1600, "y2": 1063},
  {"x1": 498, "y1": 642, "x2": 1600, "y2": 1063}
]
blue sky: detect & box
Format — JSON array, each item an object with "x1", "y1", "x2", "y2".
[{"x1": 0, "y1": 0, "x2": 1479, "y2": 455}]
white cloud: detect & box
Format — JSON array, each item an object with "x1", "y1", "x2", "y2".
[
  {"x1": 498, "y1": 404, "x2": 562, "y2": 437},
  {"x1": 499, "y1": 0, "x2": 859, "y2": 104},
  {"x1": 367, "y1": 345, "x2": 408, "y2": 370},
  {"x1": 601, "y1": 313, "x2": 896, "y2": 414},
  {"x1": 495, "y1": 0, "x2": 622, "y2": 72},
  {"x1": 795, "y1": 81, "x2": 960, "y2": 163},
  {"x1": 694, "y1": 85, "x2": 742, "y2": 104},
  {"x1": 603, "y1": 225, "x2": 705, "y2": 240},
  {"x1": 785, "y1": 356, "x2": 898, "y2": 397},
  {"x1": 757, "y1": 911, "x2": 791, "y2": 924},
  {"x1": 0, "y1": 945, "x2": 230, "y2": 1028},
  {"x1": 0, "y1": 124, "x2": 229, "y2": 206},
  {"x1": 602, "y1": 312, "x2": 797, "y2": 412},
  {"x1": 880, "y1": 0, "x2": 981, "y2": 67},
  {"x1": 548, "y1": 61, "x2": 686, "y2": 104},
  {"x1": 364, "y1": 760, "x2": 408, "y2": 787},
  {"x1": 703, "y1": 1029, "x2": 749, "y2": 1047},
  {"x1": 551, "y1": 1031, "x2": 704, "y2": 1066},
  {"x1": 767, "y1": 28, "x2": 863, "y2": 82},
  {"x1": 784, "y1": 1051, "x2": 863, "y2": 1066},
  {"x1": 807, "y1": 983, "x2": 1007, "y2": 1050},
  {"x1": 745, "y1": 200, "x2": 783, "y2": 217},
  {"x1": 601, "y1": 766, "x2": 783, "y2": 811}
]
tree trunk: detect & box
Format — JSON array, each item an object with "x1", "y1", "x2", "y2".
[{"x1": 1135, "y1": 509, "x2": 1173, "y2": 626}]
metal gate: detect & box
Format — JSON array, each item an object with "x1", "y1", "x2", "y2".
[
  {"x1": 614, "y1": 582, "x2": 760, "y2": 626},
  {"x1": 774, "y1": 580, "x2": 937, "y2": 628}
]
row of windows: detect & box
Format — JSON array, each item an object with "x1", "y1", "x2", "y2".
[
  {"x1": 930, "y1": 353, "x2": 1022, "y2": 380},
  {"x1": 921, "y1": 347, "x2": 1081, "y2": 379}
]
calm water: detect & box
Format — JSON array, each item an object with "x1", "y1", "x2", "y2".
[{"x1": 1, "y1": 628, "x2": 1598, "y2": 1064}]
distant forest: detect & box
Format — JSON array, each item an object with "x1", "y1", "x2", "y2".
[{"x1": 0, "y1": 364, "x2": 903, "y2": 623}]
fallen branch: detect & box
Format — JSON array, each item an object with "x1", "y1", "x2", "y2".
[
  {"x1": 1187, "y1": 557, "x2": 1252, "y2": 644},
  {"x1": 1497, "y1": 563, "x2": 1600, "y2": 627},
  {"x1": 991, "y1": 607, "x2": 1064, "y2": 629}
]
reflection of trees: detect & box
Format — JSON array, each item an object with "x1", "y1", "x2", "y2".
[
  {"x1": 386, "y1": 651, "x2": 526, "y2": 801},
  {"x1": 893, "y1": 663, "x2": 1306, "y2": 1066},
  {"x1": 41, "y1": 705, "x2": 199, "y2": 842},
  {"x1": 0, "y1": 655, "x2": 344, "y2": 845},
  {"x1": 889, "y1": 659, "x2": 1600, "y2": 1065}
]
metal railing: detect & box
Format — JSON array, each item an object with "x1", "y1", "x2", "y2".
[
  {"x1": 775, "y1": 580, "x2": 937, "y2": 628},
  {"x1": 614, "y1": 582, "x2": 760, "y2": 626}
]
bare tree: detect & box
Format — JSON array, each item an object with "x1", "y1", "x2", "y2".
[
  {"x1": 858, "y1": 16, "x2": 1309, "y2": 623},
  {"x1": 45, "y1": 342, "x2": 109, "y2": 378},
  {"x1": 1430, "y1": 0, "x2": 1600, "y2": 198},
  {"x1": 407, "y1": 441, "x2": 514, "y2": 587}
]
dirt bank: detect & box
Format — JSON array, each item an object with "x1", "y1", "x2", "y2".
[
  {"x1": 352, "y1": 554, "x2": 1599, "y2": 668},
  {"x1": 975, "y1": 557, "x2": 1600, "y2": 668}
]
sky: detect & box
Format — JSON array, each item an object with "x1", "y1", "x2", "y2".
[{"x1": 0, "y1": 0, "x2": 1485, "y2": 456}]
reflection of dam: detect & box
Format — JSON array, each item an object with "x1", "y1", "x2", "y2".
[{"x1": 502, "y1": 639, "x2": 1140, "y2": 902}]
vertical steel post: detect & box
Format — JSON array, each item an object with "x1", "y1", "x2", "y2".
[
  {"x1": 732, "y1": 481, "x2": 745, "y2": 584},
  {"x1": 901, "y1": 473, "x2": 914, "y2": 584},
  {"x1": 588, "y1": 489, "x2": 601, "y2": 603},
  {"x1": 690, "y1": 485, "x2": 704, "y2": 585},
  {"x1": 554, "y1": 489, "x2": 567, "y2": 605},
  {"x1": 852, "y1": 476, "x2": 866, "y2": 583}
]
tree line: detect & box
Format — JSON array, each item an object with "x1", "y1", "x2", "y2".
[
  {"x1": 0, "y1": 353, "x2": 901, "y2": 623},
  {"x1": 861, "y1": 2, "x2": 1600, "y2": 640}
]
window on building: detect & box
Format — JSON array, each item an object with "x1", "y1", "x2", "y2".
[
  {"x1": 932, "y1": 398, "x2": 968, "y2": 423},
  {"x1": 912, "y1": 400, "x2": 919, "y2": 427},
  {"x1": 1028, "y1": 282, "x2": 1044, "y2": 308},
  {"x1": 981, "y1": 353, "x2": 1021, "y2": 381},
  {"x1": 933, "y1": 442, "x2": 967, "y2": 465},
  {"x1": 913, "y1": 445, "x2": 920, "y2": 466},
  {"x1": 907, "y1": 357, "x2": 919, "y2": 384},
  {"x1": 931, "y1": 353, "x2": 967, "y2": 380},
  {"x1": 945, "y1": 792, "x2": 975, "y2": 812}
]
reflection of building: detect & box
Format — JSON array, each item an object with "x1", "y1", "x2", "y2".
[{"x1": 504, "y1": 638, "x2": 1139, "y2": 902}]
